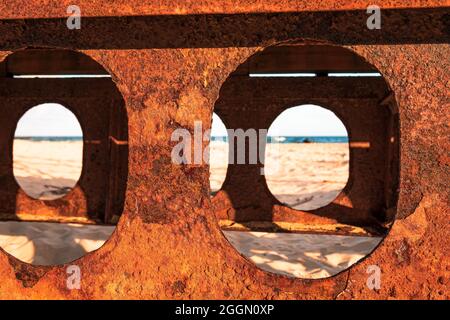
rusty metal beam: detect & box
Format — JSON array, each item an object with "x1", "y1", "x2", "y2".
[
  {"x1": 218, "y1": 76, "x2": 388, "y2": 102},
  {"x1": 4, "y1": 49, "x2": 108, "y2": 75},
  {"x1": 234, "y1": 45, "x2": 378, "y2": 75}
]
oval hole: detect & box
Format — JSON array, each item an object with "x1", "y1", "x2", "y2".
[
  {"x1": 265, "y1": 104, "x2": 349, "y2": 210},
  {"x1": 13, "y1": 103, "x2": 83, "y2": 200},
  {"x1": 209, "y1": 112, "x2": 229, "y2": 195},
  {"x1": 214, "y1": 44, "x2": 398, "y2": 279},
  {"x1": 0, "y1": 49, "x2": 127, "y2": 266}
]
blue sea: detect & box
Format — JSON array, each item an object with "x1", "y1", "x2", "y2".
[
  {"x1": 14, "y1": 136, "x2": 83, "y2": 142},
  {"x1": 15, "y1": 136, "x2": 348, "y2": 143},
  {"x1": 211, "y1": 136, "x2": 348, "y2": 143}
]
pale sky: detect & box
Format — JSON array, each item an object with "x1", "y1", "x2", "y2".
[
  {"x1": 15, "y1": 103, "x2": 83, "y2": 137},
  {"x1": 16, "y1": 103, "x2": 347, "y2": 138},
  {"x1": 212, "y1": 105, "x2": 348, "y2": 137}
]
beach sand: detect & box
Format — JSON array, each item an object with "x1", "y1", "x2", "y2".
[
  {"x1": 210, "y1": 141, "x2": 349, "y2": 210},
  {"x1": 13, "y1": 140, "x2": 82, "y2": 200},
  {"x1": 223, "y1": 231, "x2": 380, "y2": 279},
  {"x1": 0, "y1": 140, "x2": 381, "y2": 277},
  {"x1": 0, "y1": 221, "x2": 114, "y2": 266}
]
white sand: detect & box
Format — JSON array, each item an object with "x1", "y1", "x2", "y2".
[
  {"x1": 15, "y1": 140, "x2": 348, "y2": 208},
  {"x1": 209, "y1": 141, "x2": 229, "y2": 193},
  {"x1": 13, "y1": 140, "x2": 82, "y2": 200},
  {"x1": 224, "y1": 231, "x2": 381, "y2": 279},
  {"x1": 0, "y1": 140, "x2": 380, "y2": 278},
  {"x1": 210, "y1": 142, "x2": 349, "y2": 210},
  {"x1": 0, "y1": 221, "x2": 114, "y2": 266},
  {"x1": 264, "y1": 143, "x2": 349, "y2": 210},
  {"x1": 0, "y1": 221, "x2": 380, "y2": 278}
]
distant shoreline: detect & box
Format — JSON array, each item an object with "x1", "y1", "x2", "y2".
[
  {"x1": 15, "y1": 136, "x2": 349, "y2": 143},
  {"x1": 212, "y1": 136, "x2": 349, "y2": 143},
  {"x1": 14, "y1": 136, "x2": 83, "y2": 142}
]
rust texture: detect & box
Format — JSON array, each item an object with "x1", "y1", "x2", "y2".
[
  {"x1": 213, "y1": 53, "x2": 399, "y2": 232},
  {"x1": 0, "y1": 50, "x2": 128, "y2": 224},
  {"x1": 0, "y1": 1, "x2": 448, "y2": 300},
  {"x1": 0, "y1": 1, "x2": 448, "y2": 18}
]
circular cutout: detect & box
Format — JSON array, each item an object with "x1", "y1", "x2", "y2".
[
  {"x1": 214, "y1": 44, "x2": 398, "y2": 279},
  {"x1": 265, "y1": 104, "x2": 349, "y2": 211},
  {"x1": 13, "y1": 103, "x2": 83, "y2": 200},
  {"x1": 0, "y1": 49, "x2": 127, "y2": 266},
  {"x1": 209, "y1": 112, "x2": 229, "y2": 194}
]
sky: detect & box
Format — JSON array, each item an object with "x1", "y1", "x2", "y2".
[
  {"x1": 15, "y1": 103, "x2": 83, "y2": 137},
  {"x1": 212, "y1": 104, "x2": 348, "y2": 137},
  {"x1": 16, "y1": 103, "x2": 347, "y2": 138}
]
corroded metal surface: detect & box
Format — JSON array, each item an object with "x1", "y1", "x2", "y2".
[
  {"x1": 0, "y1": 60, "x2": 128, "y2": 224},
  {"x1": 213, "y1": 72, "x2": 398, "y2": 231},
  {"x1": 0, "y1": 2, "x2": 448, "y2": 300},
  {"x1": 0, "y1": 1, "x2": 448, "y2": 18}
]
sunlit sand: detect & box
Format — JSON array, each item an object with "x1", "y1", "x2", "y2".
[
  {"x1": 0, "y1": 221, "x2": 114, "y2": 265},
  {"x1": 13, "y1": 140, "x2": 82, "y2": 200},
  {"x1": 223, "y1": 231, "x2": 381, "y2": 279},
  {"x1": 0, "y1": 140, "x2": 381, "y2": 278},
  {"x1": 210, "y1": 141, "x2": 349, "y2": 210}
]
